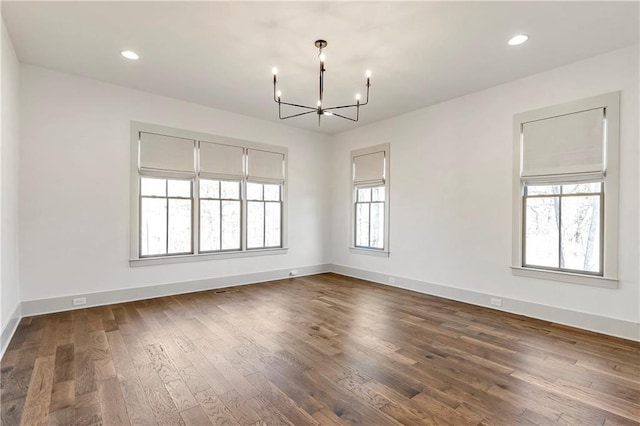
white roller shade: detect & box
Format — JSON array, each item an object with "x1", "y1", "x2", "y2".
[
  {"x1": 139, "y1": 132, "x2": 195, "y2": 175},
  {"x1": 199, "y1": 141, "x2": 244, "y2": 179},
  {"x1": 521, "y1": 108, "x2": 604, "y2": 183},
  {"x1": 353, "y1": 151, "x2": 385, "y2": 184},
  {"x1": 247, "y1": 149, "x2": 284, "y2": 182}
]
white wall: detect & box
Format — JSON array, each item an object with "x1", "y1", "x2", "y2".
[
  {"x1": 330, "y1": 45, "x2": 639, "y2": 332},
  {"x1": 1, "y1": 19, "x2": 21, "y2": 343},
  {"x1": 19, "y1": 65, "x2": 330, "y2": 303}
]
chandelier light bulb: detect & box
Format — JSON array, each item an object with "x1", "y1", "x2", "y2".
[
  {"x1": 277, "y1": 90, "x2": 282, "y2": 98},
  {"x1": 365, "y1": 70, "x2": 372, "y2": 78},
  {"x1": 319, "y1": 53, "x2": 327, "y2": 62},
  {"x1": 317, "y1": 100, "x2": 322, "y2": 107},
  {"x1": 272, "y1": 67, "x2": 278, "y2": 75},
  {"x1": 121, "y1": 50, "x2": 139, "y2": 60},
  {"x1": 355, "y1": 93, "x2": 361, "y2": 101},
  {"x1": 508, "y1": 34, "x2": 529, "y2": 46}
]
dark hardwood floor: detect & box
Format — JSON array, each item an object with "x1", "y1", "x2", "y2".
[{"x1": 1, "y1": 273, "x2": 639, "y2": 425}]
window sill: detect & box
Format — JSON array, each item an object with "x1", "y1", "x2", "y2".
[
  {"x1": 349, "y1": 247, "x2": 390, "y2": 258},
  {"x1": 510, "y1": 266, "x2": 618, "y2": 289},
  {"x1": 130, "y1": 248, "x2": 288, "y2": 267}
]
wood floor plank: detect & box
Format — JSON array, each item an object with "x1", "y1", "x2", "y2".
[
  {"x1": 20, "y1": 355, "x2": 55, "y2": 426},
  {"x1": 218, "y1": 389, "x2": 261, "y2": 425},
  {"x1": 245, "y1": 372, "x2": 320, "y2": 425},
  {"x1": 1, "y1": 396, "x2": 25, "y2": 425},
  {"x1": 2, "y1": 273, "x2": 638, "y2": 425},
  {"x1": 46, "y1": 406, "x2": 73, "y2": 426},
  {"x1": 48, "y1": 380, "x2": 74, "y2": 413},
  {"x1": 97, "y1": 376, "x2": 130, "y2": 425},
  {"x1": 180, "y1": 405, "x2": 213, "y2": 425},
  {"x1": 136, "y1": 362, "x2": 182, "y2": 425},
  {"x1": 145, "y1": 342, "x2": 199, "y2": 411},
  {"x1": 73, "y1": 390, "x2": 102, "y2": 426},
  {"x1": 194, "y1": 387, "x2": 239, "y2": 425},
  {"x1": 106, "y1": 330, "x2": 156, "y2": 425}
]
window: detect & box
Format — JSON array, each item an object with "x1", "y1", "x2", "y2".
[
  {"x1": 130, "y1": 122, "x2": 287, "y2": 265},
  {"x1": 523, "y1": 182, "x2": 602, "y2": 274},
  {"x1": 199, "y1": 179, "x2": 241, "y2": 252},
  {"x1": 247, "y1": 182, "x2": 282, "y2": 249},
  {"x1": 512, "y1": 92, "x2": 619, "y2": 287},
  {"x1": 355, "y1": 186, "x2": 385, "y2": 249},
  {"x1": 351, "y1": 144, "x2": 390, "y2": 255},
  {"x1": 140, "y1": 177, "x2": 193, "y2": 256}
]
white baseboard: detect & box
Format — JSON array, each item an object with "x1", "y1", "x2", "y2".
[
  {"x1": 21, "y1": 264, "x2": 331, "y2": 317},
  {"x1": 329, "y1": 264, "x2": 640, "y2": 342},
  {"x1": 1, "y1": 302, "x2": 22, "y2": 358}
]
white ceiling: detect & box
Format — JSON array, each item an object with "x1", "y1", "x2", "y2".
[{"x1": 2, "y1": 1, "x2": 638, "y2": 135}]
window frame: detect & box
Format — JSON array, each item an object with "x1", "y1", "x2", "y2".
[
  {"x1": 511, "y1": 92, "x2": 619, "y2": 288},
  {"x1": 198, "y1": 178, "x2": 243, "y2": 254},
  {"x1": 246, "y1": 181, "x2": 284, "y2": 250},
  {"x1": 354, "y1": 184, "x2": 386, "y2": 250},
  {"x1": 130, "y1": 122, "x2": 288, "y2": 266},
  {"x1": 139, "y1": 176, "x2": 194, "y2": 257},
  {"x1": 522, "y1": 182, "x2": 604, "y2": 276},
  {"x1": 350, "y1": 143, "x2": 390, "y2": 257}
]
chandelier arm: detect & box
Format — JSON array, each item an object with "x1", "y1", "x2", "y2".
[
  {"x1": 362, "y1": 82, "x2": 371, "y2": 105},
  {"x1": 277, "y1": 101, "x2": 316, "y2": 110},
  {"x1": 273, "y1": 78, "x2": 278, "y2": 102},
  {"x1": 331, "y1": 112, "x2": 359, "y2": 122},
  {"x1": 322, "y1": 103, "x2": 361, "y2": 111},
  {"x1": 279, "y1": 109, "x2": 317, "y2": 120}
]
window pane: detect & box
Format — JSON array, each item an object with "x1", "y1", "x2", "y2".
[
  {"x1": 562, "y1": 182, "x2": 602, "y2": 195},
  {"x1": 357, "y1": 188, "x2": 371, "y2": 202},
  {"x1": 141, "y1": 198, "x2": 167, "y2": 256},
  {"x1": 247, "y1": 201, "x2": 264, "y2": 248},
  {"x1": 221, "y1": 181, "x2": 240, "y2": 199},
  {"x1": 264, "y1": 184, "x2": 280, "y2": 201},
  {"x1": 200, "y1": 200, "x2": 220, "y2": 251},
  {"x1": 371, "y1": 186, "x2": 385, "y2": 202},
  {"x1": 355, "y1": 203, "x2": 370, "y2": 247},
  {"x1": 168, "y1": 199, "x2": 191, "y2": 254},
  {"x1": 141, "y1": 177, "x2": 166, "y2": 197},
  {"x1": 265, "y1": 202, "x2": 281, "y2": 247},
  {"x1": 221, "y1": 201, "x2": 241, "y2": 250},
  {"x1": 200, "y1": 180, "x2": 219, "y2": 199},
  {"x1": 525, "y1": 185, "x2": 560, "y2": 196},
  {"x1": 247, "y1": 182, "x2": 263, "y2": 200},
  {"x1": 561, "y1": 195, "x2": 601, "y2": 272},
  {"x1": 524, "y1": 197, "x2": 559, "y2": 268},
  {"x1": 168, "y1": 180, "x2": 191, "y2": 197},
  {"x1": 370, "y1": 202, "x2": 384, "y2": 249}
]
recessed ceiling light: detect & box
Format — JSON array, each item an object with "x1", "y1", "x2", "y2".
[
  {"x1": 121, "y1": 50, "x2": 139, "y2": 60},
  {"x1": 508, "y1": 34, "x2": 529, "y2": 46}
]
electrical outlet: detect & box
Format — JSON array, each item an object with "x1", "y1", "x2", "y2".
[
  {"x1": 73, "y1": 297, "x2": 87, "y2": 306},
  {"x1": 491, "y1": 297, "x2": 503, "y2": 307},
  {"x1": 289, "y1": 269, "x2": 298, "y2": 276},
  {"x1": 388, "y1": 277, "x2": 396, "y2": 283}
]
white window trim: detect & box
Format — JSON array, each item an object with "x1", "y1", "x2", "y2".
[
  {"x1": 350, "y1": 143, "x2": 391, "y2": 255},
  {"x1": 511, "y1": 92, "x2": 620, "y2": 287},
  {"x1": 130, "y1": 121, "x2": 288, "y2": 266}
]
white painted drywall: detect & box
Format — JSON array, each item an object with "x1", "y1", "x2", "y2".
[
  {"x1": 330, "y1": 45, "x2": 639, "y2": 327},
  {"x1": 19, "y1": 65, "x2": 330, "y2": 303},
  {"x1": 1, "y1": 19, "x2": 21, "y2": 335}
]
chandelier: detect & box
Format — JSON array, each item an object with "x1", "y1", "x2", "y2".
[{"x1": 272, "y1": 40, "x2": 371, "y2": 125}]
